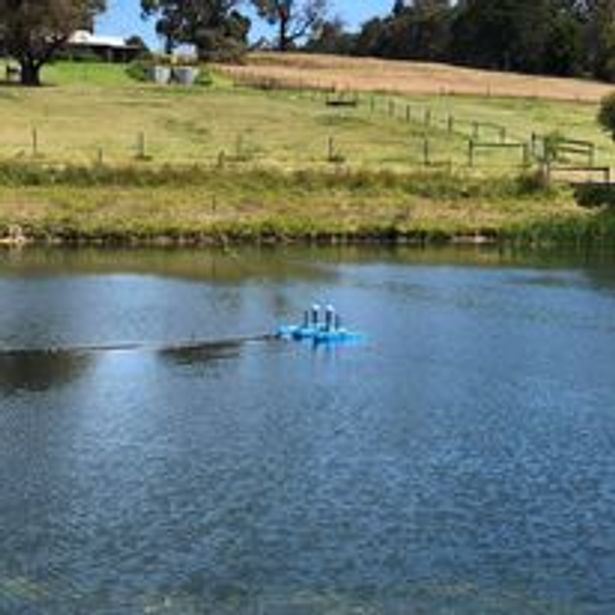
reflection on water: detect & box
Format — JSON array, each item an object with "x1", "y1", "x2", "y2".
[
  {"x1": 0, "y1": 246, "x2": 337, "y2": 284},
  {"x1": 159, "y1": 340, "x2": 248, "y2": 366},
  {"x1": 0, "y1": 350, "x2": 93, "y2": 394},
  {"x1": 1, "y1": 246, "x2": 615, "y2": 613}
]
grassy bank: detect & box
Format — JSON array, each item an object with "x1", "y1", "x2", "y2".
[
  {"x1": 1, "y1": 163, "x2": 613, "y2": 246},
  {"x1": 0, "y1": 60, "x2": 614, "y2": 245}
]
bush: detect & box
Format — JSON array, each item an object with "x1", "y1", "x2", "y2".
[
  {"x1": 194, "y1": 68, "x2": 213, "y2": 87},
  {"x1": 574, "y1": 183, "x2": 615, "y2": 208},
  {"x1": 126, "y1": 60, "x2": 150, "y2": 82},
  {"x1": 515, "y1": 170, "x2": 553, "y2": 195},
  {"x1": 598, "y1": 92, "x2": 615, "y2": 141}
]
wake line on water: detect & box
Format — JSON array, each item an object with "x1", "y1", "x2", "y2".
[{"x1": 0, "y1": 334, "x2": 277, "y2": 358}]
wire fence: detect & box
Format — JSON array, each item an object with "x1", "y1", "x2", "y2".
[{"x1": 0, "y1": 77, "x2": 611, "y2": 181}]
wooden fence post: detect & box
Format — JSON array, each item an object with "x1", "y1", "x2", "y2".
[
  {"x1": 423, "y1": 139, "x2": 431, "y2": 166},
  {"x1": 136, "y1": 132, "x2": 146, "y2": 160},
  {"x1": 468, "y1": 139, "x2": 475, "y2": 167},
  {"x1": 530, "y1": 132, "x2": 537, "y2": 156},
  {"x1": 447, "y1": 115, "x2": 454, "y2": 134},
  {"x1": 424, "y1": 109, "x2": 431, "y2": 128},
  {"x1": 31, "y1": 128, "x2": 38, "y2": 157},
  {"x1": 406, "y1": 105, "x2": 411, "y2": 123},
  {"x1": 500, "y1": 127, "x2": 507, "y2": 144}
]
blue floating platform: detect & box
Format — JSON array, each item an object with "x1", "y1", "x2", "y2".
[
  {"x1": 314, "y1": 329, "x2": 364, "y2": 344},
  {"x1": 276, "y1": 325, "x2": 316, "y2": 340},
  {"x1": 276, "y1": 324, "x2": 364, "y2": 344}
]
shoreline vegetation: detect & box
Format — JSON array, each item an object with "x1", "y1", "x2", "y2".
[
  {"x1": 0, "y1": 163, "x2": 613, "y2": 247},
  {"x1": 1, "y1": 58, "x2": 615, "y2": 247}
]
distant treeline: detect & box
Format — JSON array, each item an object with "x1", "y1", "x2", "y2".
[{"x1": 306, "y1": 0, "x2": 615, "y2": 82}]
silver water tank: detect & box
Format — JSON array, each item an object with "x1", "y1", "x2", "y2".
[
  {"x1": 173, "y1": 66, "x2": 199, "y2": 86},
  {"x1": 151, "y1": 65, "x2": 171, "y2": 85}
]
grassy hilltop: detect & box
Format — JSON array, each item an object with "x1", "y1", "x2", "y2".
[{"x1": 0, "y1": 56, "x2": 614, "y2": 245}]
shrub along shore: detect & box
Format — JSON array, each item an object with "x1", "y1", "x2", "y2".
[{"x1": 0, "y1": 162, "x2": 613, "y2": 247}]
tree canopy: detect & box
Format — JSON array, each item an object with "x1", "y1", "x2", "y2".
[
  {"x1": 0, "y1": 0, "x2": 105, "y2": 85},
  {"x1": 5, "y1": 0, "x2": 615, "y2": 86},
  {"x1": 251, "y1": 0, "x2": 328, "y2": 51},
  {"x1": 141, "y1": 0, "x2": 249, "y2": 60},
  {"x1": 305, "y1": 0, "x2": 615, "y2": 83}
]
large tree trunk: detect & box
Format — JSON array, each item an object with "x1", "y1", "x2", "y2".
[
  {"x1": 278, "y1": 9, "x2": 290, "y2": 51},
  {"x1": 19, "y1": 59, "x2": 42, "y2": 87}
]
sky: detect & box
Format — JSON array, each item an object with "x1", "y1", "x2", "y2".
[{"x1": 96, "y1": 0, "x2": 392, "y2": 48}]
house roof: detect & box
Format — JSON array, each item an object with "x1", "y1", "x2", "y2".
[{"x1": 69, "y1": 30, "x2": 133, "y2": 49}]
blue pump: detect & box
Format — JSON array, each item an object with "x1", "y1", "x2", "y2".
[{"x1": 276, "y1": 304, "x2": 364, "y2": 344}]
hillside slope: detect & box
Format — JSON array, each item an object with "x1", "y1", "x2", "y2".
[{"x1": 221, "y1": 53, "x2": 615, "y2": 103}]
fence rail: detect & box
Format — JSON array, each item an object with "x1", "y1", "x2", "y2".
[{"x1": 0, "y1": 81, "x2": 609, "y2": 181}]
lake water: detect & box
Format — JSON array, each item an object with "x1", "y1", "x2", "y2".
[{"x1": 1, "y1": 246, "x2": 615, "y2": 614}]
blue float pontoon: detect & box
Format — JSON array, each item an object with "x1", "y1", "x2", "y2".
[{"x1": 276, "y1": 304, "x2": 363, "y2": 344}]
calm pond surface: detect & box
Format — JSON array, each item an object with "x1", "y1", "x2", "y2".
[{"x1": 1, "y1": 246, "x2": 615, "y2": 614}]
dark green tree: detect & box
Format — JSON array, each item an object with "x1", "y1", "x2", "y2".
[
  {"x1": 312, "y1": 0, "x2": 615, "y2": 83},
  {"x1": 389, "y1": 0, "x2": 452, "y2": 61},
  {"x1": 354, "y1": 0, "x2": 451, "y2": 61},
  {"x1": 251, "y1": 0, "x2": 328, "y2": 51},
  {"x1": 196, "y1": 10, "x2": 250, "y2": 61},
  {"x1": 451, "y1": 0, "x2": 570, "y2": 74},
  {"x1": 353, "y1": 17, "x2": 387, "y2": 57},
  {"x1": 392, "y1": 0, "x2": 407, "y2": 17},
  {"x1": 141, "y1": 0, "x2": 249, "y2": 60},
  {"x1": 542, "y1": 9, "x2": 583, "y2": 76},
  {"x1": 305, "y1": 17, "x2": 355, "y2": 55},
  {"x1": 585, "y1": 1, "x2": 615, "y2": 80},
  {"x1": 598, "y1": 92, "x2": 615, "y2": 139},
  {"x1": 0, "y1": 0, "x2": 105, "y2": 85}
]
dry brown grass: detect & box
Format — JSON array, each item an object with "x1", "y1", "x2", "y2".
[{"x1": 220, "y1": 53, "x2": 615, "y2": 103}]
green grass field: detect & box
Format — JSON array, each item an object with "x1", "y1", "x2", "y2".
[
  {"x1": 0, "y1": 59, "x2": 613, "y2": 244},
  {"x1": 0, "y1": 60, "x2": 612, "y2": 172}
]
